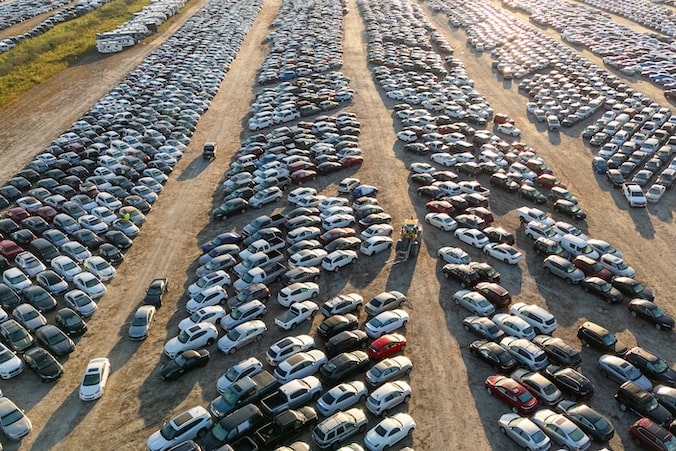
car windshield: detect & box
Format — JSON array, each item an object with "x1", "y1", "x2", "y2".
[
  {"x1": 530, "y1": 429, "x2": 547, "y2": 442},
  {"x1": 230, "y1": 308, "x2": 243, "y2": 320},
  {"x1": 649, "y1": 359, "x2": 669, "y2": 374},
  {"x1": 222, "y1": 387, "x2": 239, "y2": 405},
  {"x1": 47, "y1": 332, "x2": 65, "y2": 345},
  {"x1": 63, "y1": 261, "x2": 77, "y2": 271},
  {"x1": 82, "y1": 373, "x2": 100, "y2": 386},
  {"x1": 131, "y1": 315, "x2": 147, "y2": 327},
  {"x1": 159, "y1": 422, "x2": 177, "y2": 440},
  {"x1": 602, "y1": 334, "x2": 617, "y2": 346},
  {"x1": 177, "y1": 330, "x2": 190, "y2": 344},
  {"x1": 370, "y1": 366, "x2": 383, "y2": 378},
  {"x1": 23, "y1": 310, "x2": 39, "y2": 320},
  {"x1": 174, "y1": 354, "x2": 187, "y2": 366},
  {"x1": 652, "y1": 306, "x2": 666, "y2": 318},
  {"x1": 517, "y1": 392, "x2": 532, "y2": 403},
  {"x1": 0, "y1": 408, "x2": 23, "y2": 427},
  {"x1": 593, "y1": 416, "x2": 610, "y2": 430},
  {"x1": 84, "y1": 278, "x2": 98, "y2": 288},
  {"x1": 616, "y1": 261, "x2": 628, "y2": 270},
  {"x1": 0, "y1": 352, "x2": 13, "y2": 364},
  {"x1": 632, "y1": 284, "x2": 645, "y2": 293},
  {"x1": 64, "y1": 316, "x2": 81, "y2": 326},
  {"x1": 210, "y1": 423, "x2": 228, "y2": 441},
  {"x1": 568, "y1": 427, "x2": 585, "y2": 441},
  {"x1": 543, "y1": 383, "x2": 558, "y2": 395},
  {"x1": 226, "y1": 329, "x2": 241, "y2": 341},
  {"x1": 241, "y1": 273, "x2": 254, "y2": 283},
  {"x1": 645, "y1": 397, "x2": 659, "y2": 411}
]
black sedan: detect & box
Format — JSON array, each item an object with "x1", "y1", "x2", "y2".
[
  {"x1": 628, "y1": 299, "x2": 674, "y2": 330},
  {"x1": 316, "y1": 162, "x2": 343, "y2": 174},
  {"x1": 160, "y1": 349, "x2": 210, "y2": 381},
  {"x1": 469, "y1": 339, "x2": 518, "y2": 374},
  {"x1": 462, "y1": 316, "x2": 504, "y2": 341},
  {"x1": 55, "y1": 307, "x2": 87, "y2": 336},
  {"x1": 581, "y1": 277, "x2": 624, "y2": 303},
  {"x1": 23, "y1": 347, "x2": 63, "y2": 382},
  {"x1": 410, "y1": 173, "x2": 434, "y2": 185},
  {"x1": 544, "y1": 364, "x2": 594, "y2": 399},
  {"x1": 71, "y1": 229, "x2": 104, "y2": 249},
  {"x1": 143, "y1": 278, "x2": 168, "y2": 307},
  {"x1": 212, "y1": 198, "x2": 249, "y2": 220},
  {"x1": 518, "y1": 185, "x2": 547, "y2": 204},
  {"x1": 98, "y1": 243, "x2": 124, "y2": 266},
  {"x1": 358, "y1": 213, "x2": 392, "y2": 228},
  {"x1": 124, "y1": 195, "x2": 152, "y2": 214},
  {"x1": 416, "y1": 186, "x2": 443, "y2": 199},
  {"x1": 469, "y1": 262, "x2": 501, "y2": 283},
  {"x1": 555, "y1": 400, "x2": 615, "y2": 442},
  {"x1": 318, "y1": 314, "x2": 359, "y2": 340},
  {"x1": 35, "y1": 324, "x2": 75, "y2": 356},
  {"x1": 612, "y1": 276, "x2": 654, "y2": 301},
  {"x1": 531, "y1": 336, "x2": 582, "y2": 369},
  {"x1": 22, "y1": 285, "x2": 58, "y2": 312},
  {"x1": 103, "y1": 230, "x2": 133, "y2": 250},
  {"x1": 325, "y1": 330, "x2": 368, "y2": 357},
  {"x1": 319, "y1": 350, "x2": 370, "y2": 384},
  {"x1": 553, "y1": 199, "x2": 587, "y2": 220},
  {"x1": 325, "y1": 237, "x2": 361, "y2": 252},
  {"x1": 489, "y1": 173, "x2": 519, "y2": 191},
  {"x1": 442, "y1": 264, "x2": 480, "y2": 288}
]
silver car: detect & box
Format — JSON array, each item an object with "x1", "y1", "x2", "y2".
[
  {"x1": 542, "y1": 255, "x2": 584, "y2": 284},
  {"x1": 597, "y1": 354, "x2": 652, "y2": 390},
  {"x1": 0, "y1": 395, "x2": 32, "y2": 440},
  {"x1": 128, "y1": 305, "x2": 156, "y2": 340}
]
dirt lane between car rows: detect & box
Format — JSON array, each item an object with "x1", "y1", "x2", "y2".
[{"x1": 0, "y1": 0, "x2": 674, "y2": 449}]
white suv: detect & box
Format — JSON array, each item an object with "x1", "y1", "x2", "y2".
[
  {"x1": 509, "y1": 302, "x2": 558, "y2": 335},
  {"x1": 146, "y1": 406, "x2": 213, "y2": 451}
]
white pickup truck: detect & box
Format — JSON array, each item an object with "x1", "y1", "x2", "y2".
[
  {"x1": 516, "y1": 206, "x2": 554, "y2": 226},
  {"x1": 622, "y1": 183, "x2": 647, "y2": 207},
  {"x1": 275, "y1": 301, "x2": 319, "y2": 331}
]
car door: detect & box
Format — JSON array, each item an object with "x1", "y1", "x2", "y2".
[{"x1": 192, "y1": 330, "x2": 206, "y2": 345}]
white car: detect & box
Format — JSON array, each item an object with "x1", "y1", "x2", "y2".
[
  {"x1": 410, "y1": 162, "x2": 436, "y2": 174},
  {"x1": 147, "y1": 406, "x2": 213, "y2": 451},
  {"x1": 186, "y1": 286, "x2": 228, "y2": 314},
  {"x1": 187, "y1": 270, "x2": 231, "y2": 297},
  {"x1": 318, "y1": 197, "x2": 350, "y2": 213},
  {"x1": 322, "y1": 213, "x2": 356, "y2": 230},
  {"x1": 36, "y1": 270, "x2": 68, "y2": 295},
  {"x1": 266, "y1": 334, "x2": 315, "y2": 367},
  {"x1": 51, "y1": 255, "x2": 82, "y2": 281},
  {"x1": 3, "y1": 268, "x2": 32, "y2": 292},
  {"x1": 249, "y1": 186, "x2": 283, "y2": 208},
  {"x1": 288, "y1": 187, "x2": 318, "y2": 205},
  {"x1": 552, "y1": 221, "x2": 588, "y2": 242},
  {"x1": 495, "y1": 123, "x2": 521, "y2": 136},
  {"x1": 164, "y1": 322, "x2": 219, "y2": 359},
  {"x1": 437, "y1": 246, "x2": 470, "y2": 264},
  {"x1": 64, "y1": 289, "x2": 98, "y2": 317},
  {"x1": 320, "y1": 206, "x2": 354, "y2": 221},
  {"x1": 316, "y1": 381, "x2": 368, "y2": 416},
  {"x1": 500, "y1": 337, "x2": 549, "y2": 371},
  {"x1": 454, "y1": 228, "x2": 490, "y2": 248},
  {"x1": 597, "y1": 354, "x2": 652, "y2": 390},
  {"x1": 14, "y1": 252, "x2": 46, "y2": 277},
  {"x1": 322, "y1": 250, "x2": 358, "y2": 271},
  {"x1": 295, "y1": 195, "x2": 327, "y2": 208},
  {"x1": 430, "y1": 153, "x2": 457, "y2": 167},
  {"x1": 83, "y1": 256, "x2": 116, "y2": 282},
  {"x1": 433, "y1": 181, "x2": 462, "y2": 196},
  {"x1": 16, "y1": 196, "x2": 42, "y2": 212},
  {"x1": 289, "y1": 249, "x2": 328, "y2": 268},
  {"x1": 79, "y1": 357, "x2": 111, "y2": 401},
  {"x1": 425, "y1": 213, "x2": 457, "y2": 232},
  {"x1": 363, "y1": 412, "x2": 416, "y2": 451},
  {"x1": 274, "y1": 349, "x2": 328, "y2": 383},
  {"x1": 287, "y1": 226, "x2": 322, "y2": 244},
  {"x1": 453, "y1": 290, "x2": 495, "y2": 316},
  {"x1": 0, "y1": 342, "x2": 23, "y2": 379},
  {"x1": 366, "y1": 381, "x2": 411, "y2": 416},
  {"x1": 277, "y1": 282, "x2": 320, "y2": 307},
  {"x1": 217, "y1": 320, "x2": 267, "y2": 354},
  {"x1": 397, "y1": 130, "x2": 418, "y2": 142},
  {"x1": 338, "y1": 177, "x2": 361, "y2": 194},
  {"x1": 178, "y1": 306, "x2": 227, "y2": 331},
  {"x1": 61, "y1": 241, "x2": 92, "y2": 263},
  {"x1": 492, "y1": 313, "x2": 536, "y2": 340},
  {"x1": 248, "y1": 116, "x2": 273, "y2": 131},
  {"x1": 646, "y1": 184, "x2": 666, "y2": 203},
  {"x1": 509, "y1": 303, "x2": 557, "y2": 335},
  {"x1": 360, "y1": 236, "x2": 393, "y2": 256},
  {"x1": 587, "y1": 239, "x2": 622, "y2": 258},
  {"x1": 215, "y1": 357, "x2": 264, "y2": 394},
  {"x1": 364, "y1": 309, "x2": 409, "y2": 338},
  {"x1": 220, "y1": 300, "x2": 267, "y2": 330},
  {"x1": 72, "y1": 272, "x2": 107, "y2": 299},
  {"x1": 90, "y1": 206, "x2": 117, "y2": 225},
  {"x1": 599, "y1": 254, "x2": 636, "y2": 277},
  {"x1": 95, "y1": 192, "x2": 122, "y2": 210},
  {"x1": 498, "y1": 413, "x2": 551, "y2": 451},
  {"x1": 483, "y1": 243, "x2": 523, "y2": 264},
  {"x1": 360, "y1": 224, "x2": 394, "y2": 240},
  {"x1": 530, "y1": 409, "x2": 591, "y2": 451},
  {"x1": 137, "y1": 177, "x2": 163, "y2": 194}
]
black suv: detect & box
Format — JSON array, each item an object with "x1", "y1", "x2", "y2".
[
  {"x1": 442, "y1": 264, "x2": 480, "y2": 288},
  {"x1": 577, "y1": 321, "x2": 627, "y2": 355},
  {"x1": 228, "y1": 283, "x2": 270, "y2": 309},
  {"x1": 624, "y1": 347, "x2": 676, "y2": 386},
  {"x1": 615, "y1": 381, "x2": 673, "y2": 426}
]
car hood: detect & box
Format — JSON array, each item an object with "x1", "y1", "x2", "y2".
[
  {"x1": 129, "y1": 324, "x2": 149, "y2": 339},
  {"x1": 3, "y1": 415, "x2": 31, "y2": 439},
  {"x1": 146, "y1": 430, "x2": 171, "y2": 451}
]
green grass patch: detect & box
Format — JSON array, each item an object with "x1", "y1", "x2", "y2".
[{"x1": 0, "y1": 0, "x2": 151, "y2": 108}]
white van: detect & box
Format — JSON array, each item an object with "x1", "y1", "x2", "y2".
[{"x1": 559, "y1": 234, "x2": 599, "y2": 260}]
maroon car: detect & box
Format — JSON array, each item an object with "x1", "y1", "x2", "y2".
[
  {"x1": 426, "y1": 200, "x2": 455, "y2": 215},
  {"x1": 485, "y1": 375, "x2": 539, "y2": 414},
  {"x1": 291, "y1": 169, "x2": 317, "y2": 185},
  {"x1": 339, "y1": 155, "x2": 364, "y2": 168},
  {"x1": 475, "y1": 282, "x2": 511, "y2": 307},
  {"x1": 319, "y1": 227, "x2": 356, "y2": 245},
  {"x1": 0, "y1": 239, "x2": 23, "y2": 260},
  {"x1": 573, "y1": 256, "x2": 612, "y2": 281}
]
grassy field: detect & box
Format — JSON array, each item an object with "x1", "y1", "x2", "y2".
[{"x1": 0, "y1": 0, "x2": 150, "y2": 108}]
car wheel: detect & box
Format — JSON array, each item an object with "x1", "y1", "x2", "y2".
[
  {"x1": 565, "y1": 277, "x2": 572, "y2": 285},
  {"x1": 255, "y1": 334, "x2": 263, "y2": 342},
  {"x1": 503, "y1": 258, "x2": 509, "y2": 263},
  {"x1": 486, "y1": 387, "x2": 493, "y2": 395},
  {"x1": 619, "y1": 402, "x2": 628, "y2": 412},
  {"x1": 463, "y1": 324, "x2": 470, "y2": 331},
  {"x1": 582, "y1": 285, "x2": 589, "y2": 292},
  {"x1": 630, "y1": 311, "x2": 637, "y2": 317},
  {"x1": 499, "y1": 426, "x2": 506, "y2": 434},
  {"x1": 580, "y1": 338, "x2": 588, "y2": 346},
  {"x1": 228, "y1": 347, "x2": 237, "y2": 354},
  {"x1": 197, "y1": 428, "x2": 208, "y2": 439},
  {"x1": 544, "y1": 267, "x2": 551, "y2": 274},
  {"x1": 453, "y1": 297, "x2": 460, "y2": 304},
  {"x1": 655, "y1": 323, "x2": 662, "y2": 330},
  {"x1": 206, "y1": 338, "x2": 214, "y2": 346},
  {"x1": 311, "y1": 291, "x2": 318, "y2": 298},
  {"x1": 405, "y1": 367, "x2": 412, "y2": 375}
]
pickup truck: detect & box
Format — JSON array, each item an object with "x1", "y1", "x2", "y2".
[
  {"x1": 233, "y1": 262, "x2": 287, "y2": 292},
  {"x1": 242, "y1": 227, "x2": 283, "y2": 247},
  {"x1": 623, "y1": 183, "x2": 647, "y2": 207},
  {"x1": 233, "y1": 250, "x2": 285, "y2": 277},
  {"x1": 516, "y1": 206, "x2": 554, "y2": 226},
  {"x1": 239, "y1": 237, "x2": 286, "y2": 261},
  {"x1": 243, "y1": 214, "x2": 286, "y2": 237},
  {"x1": 254, "y1": 406, "x2": 319, "y2": 448},
  {"x1": 275, "y1": 301, "x2": 319, "y2": 331},
  {"x1": 259, "y1": 375, "x2": 323, "y2": 417},
  {"x1": 209, "y1": 370, "x2": 279, "y2": 419}
]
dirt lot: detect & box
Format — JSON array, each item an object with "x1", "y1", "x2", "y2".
[{"x1": 0, "y1": 0, "x2": 674, "y2": 450}]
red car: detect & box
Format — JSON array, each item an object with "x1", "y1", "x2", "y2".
[
  {"x1": 426, "y1": 200, "x2": 455, "y2": 215},
  {"x1": 0, "y1": 239, "x2": 23, "y2": 260},
  {"x1": 4, "y1": 207, "x2": 29, "y2": 222},
  {"x1": 485, "y1": 375, "x2": 539, "y2": 414},
  {"x1": 537, "y1": 174, "x2": 567, "y2": 189},
  {"x1": 287, "y1": 161, "x2": 316, "y2": 173},
  {"x1": 572, "y1": 255, "x2": 612, "y2": 281},
  {"x1": 465, "y1": 207, "x2": 494, "y2": 225},
  {"x1": 493, "y1": 113, "x2": 515, "y2": 125},
  {"x1": 319, "y1": 227, "x2": 356, "y2": 245},
  {"x1": 340, "y1": 155, "x2": 364, "y2": 168},
  {"x1": 367, "y1": 333, "x2": 407, "y2": 360},
  {"x1": 290, "y1": 169, "x2": 317, "y2": 185},
  {"x1": 474, "y1": 282, "x2": 511, "y2": 307},
  {"x1": 629, "y1": 418, "x2": 675, "y2": 451},
  {"x1": 34, "y1": 206, "x2": 58, "y2": 222}
]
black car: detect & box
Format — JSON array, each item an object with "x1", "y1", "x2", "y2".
[
  {"x1": 213, "y1": 198, "x2": 250, "y2": 220},
  {"x1": 253, "y1": 406, "x2": 318, "y2": 449},
  {"x1": 469, "y1": 339, "x2": 518, "y2": 374},
  {"x1": 416, "y1": 186, "x2": 443, "y2": 199},
  {"x1": 489, "y1": 173, "x2": 519, "y2": 191},
  {"x1": 358, "y1": 213, "x2": 392, "y2": 228},
  {"x1": 124, "y1": 195, "x2": 152, "y2": 214},
  {"x1": 544, "y1": 364, "x2": 594, "y2": 399},
  {"x1": 143, "y1": 278, "x2": 168, "y2": 307},
  {"x1": 103, "y1": 231, "x2": 133, "y2": 250},
  {"x1": 531, "y1": 336, "x2": 582, "y2": 369},
  {"x1": 0, "y1": 283, "x2": 21, "y2": 309},
  {"x1": 624, "y1": 347, "x2": 676, "y2": 386},
  {"x1": 316, "y1": 161, "x2": 343, "y2": 174},
  {"x1": 628, "y1": 299, "x2": 674, "y2": 330},
  {"x1": 22, "y1": 285, "x2": 58, "y2": 312},
  {"x1": 23, "y1": 347, "x2": 63, "y2": 382},
  {"x1": 285, "y1": 207, "x2": 320, "y2": 220},
  {"x1": 433, "y1": 171, "x2": 460, "y2": 182},
  {"x1": 35, "y1": 324, "x2": 75, "y2": 356},
  {"x1": 581, "y1": 277, "x2": 624, "y2": 304},
  {"x1": 483, "y1": 226, "x2": 515, "y2": 245},
  {"x1": 319, "y1": 314, "x2": 360, "y2": 341},
  {"x1": 606, "y1": 169, "x2": 625, "y2": 188},
  {"x1": 71, "y1": 229, "x2": 104, "y2": 249},
  {"x1": 286, "y1": 215, "x2": 322, "y2": 230},
  {"x1": 615, "y1": 381, "x2": 673, "y2": 426},
  {"x1": 553, "y1": 200, "x2": 587, "y2": 220},
  {"x1": 55, "y1": 307, "x2": 87, "y2": 336},
  {"x1": 21, "y1": 217, "x2": 50, "y2": 236},
  {"x1": 555, "y1": 400, "x2": 615, "y2": 442},
  {"x1": 282, "y1": 267, "x2": 320, "y2": 286},
  {"x1": 442, "y1": 264, "x2": 480, "y2": 288},
  {"x1": 455, "y1": 162, "x2": 481, "y2": 176},
  {"x1": 0, "y1": 218, "x2": 20, "y2": 236},
  {"x1": 611, "y1": 276, "x2": 654, "y2": 301},
  {"x1": 462, "y1": 316, "x2": 504, "y2": 341},
  {"x1": 577, "y1": 321, "x2": 627, "y2": 355},
  {"x1": 229, "y1": 283, "x2": 271, "y2": 309},
  {"x1": 160, "y1": 349, "x2": 210, "y2": 381},
  {"x1": 410, "y1": 173, "x2": 434, "y2": 185},
  {"x1": 0, "y1": 319, "x2": 34, "y2": 352},
  {"x1": 98, "y1": 243, "x2": 124, "y2": 266},
  {"x1": 469, "y1": 261, "x2": 500, "y2": 283},
  {"x1": 518, "y1": 185, "x2": 547, "y2": 204},
  {"x1": 11, "y1": 229, "x2": 37, "y2": 246},
  {"x1": 319, "y1": 350, "x2": 370, "y2": 384},
  {"x1": 224, "y1": 187, "x2": 255, "y2": 202},
  {"x1": 404, "y1": 143, "x2": 429, "y2": 155}
]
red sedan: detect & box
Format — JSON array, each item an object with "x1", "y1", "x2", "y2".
[
  {"x1": 474, "y1": 282, "x2": 511, "y2": 307},
  {"x1": 0, "y1": 239, "x2": 23, "y2": 260},
  {"x1": 426, "y1": 200, "x2": 455, "y2": 215},
  {"x1": 291, "y1": 169, "x2": 317, "y2": 185},
  {"x1": 35, "y1": 206, "x2": 58, "y2": 222},
  {"x1": 319, "y1": 227, "x2": 356, "y2": 245},
  {"x1": 485, "y1": 375, "x2": 539, "y2": 414},
  {"x1": 4, "y1": 207, "x2": 29, "y2": 222},
  {"x1": 368, "y1": 333, "x2": 407, "y2": 360},
  {"x1": 340, "y1": 155, "x2": 364, "y2": 168}
]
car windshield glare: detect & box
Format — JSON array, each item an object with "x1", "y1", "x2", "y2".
[
  {"x1": 177, "y1": 330, "x2": 189, "y2": 344},
  {"x1": 602, "y1": 334, "x2": 617, "y2": 346},
  {"x1": 159, "y1": 422, "x2": 177, "y2": 440},
  {"x1": 83, "y1": 373, "x2": 100, "y2": 386}
]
